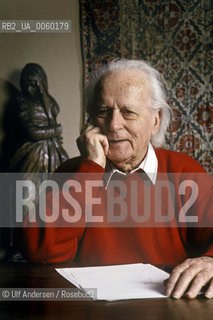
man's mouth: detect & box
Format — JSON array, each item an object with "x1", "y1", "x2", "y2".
[{"x1": 108, "y1": 139, "x2": 128, "y2": 144}]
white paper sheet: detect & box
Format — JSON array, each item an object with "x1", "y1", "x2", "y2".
[{"x1": 56, "y1": 263, "x2": 169, "y2": 301}]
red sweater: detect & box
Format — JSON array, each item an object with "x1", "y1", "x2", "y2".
[{"x1": 22, "y1": 149, "x2": 213, "y2": 266}]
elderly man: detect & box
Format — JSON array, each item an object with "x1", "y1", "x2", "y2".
[{"x1": 23, "y1": 59, "x2": 213, "y2": 299}]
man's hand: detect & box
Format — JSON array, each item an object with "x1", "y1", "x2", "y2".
[
  {"x1": 166, "y1": 256, "x2": 213, "y2": 299},
  {"x1": 76, "y1": 124, "x2": 109, "y2": 168}
]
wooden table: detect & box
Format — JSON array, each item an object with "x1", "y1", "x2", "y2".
[{"x1": 0, "y1": 262, "x2": 212, "y2": 320}]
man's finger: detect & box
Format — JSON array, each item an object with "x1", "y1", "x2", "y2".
[
  {"x1": 80, "y1": 123, "x2": 95, "y2": 134},
  {"x1": 205, "y1": 279, "x2": 213, "y2": 298},
  {"x1": 166, "y1": 259, "x2": 193, "y2": 297},
  {"x1": 166, "y1": 257, "x2": 213, "y2": 299},
  {"x1": 100, "y1": 135, "x2": 109, "y2": 155},
  {"x1": 184, "y1": 270, "x2": 213, "y2": 299},
  {"x1": 171, "y1": 264, "x2": 207, "y2": 298},
  {"x1": 81, "y1": 123, "x2": 103, "y2": 135}
]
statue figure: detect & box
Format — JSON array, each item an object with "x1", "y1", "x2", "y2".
[{"x1": 9, "y1": 63, "x2": 69, "y2": 173}]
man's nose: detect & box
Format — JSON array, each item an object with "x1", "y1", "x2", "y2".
[{"x1": 108, "y1": 110, "x2": 124, "y2": 131}]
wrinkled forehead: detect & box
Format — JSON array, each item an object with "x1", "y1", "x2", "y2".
[{"x1": 95, "y1": 69, "x2": 151, "y2": 100}]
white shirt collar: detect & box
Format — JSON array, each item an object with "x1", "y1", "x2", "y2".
[{"x1": 103, "y1": 143, "x2": 158, "y2": 189}]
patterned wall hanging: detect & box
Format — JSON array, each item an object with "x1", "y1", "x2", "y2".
[{"x1": 80, "y1": 0, "x2": 213, "y2": 173}]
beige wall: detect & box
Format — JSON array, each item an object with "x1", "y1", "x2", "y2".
[{"x1": 0, "y1": 0, "x2": 82, "y2": 158}]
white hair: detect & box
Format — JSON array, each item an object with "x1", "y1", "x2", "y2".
[{"x1": 85, "y1": 59, "x2": 172, "y2": 147}]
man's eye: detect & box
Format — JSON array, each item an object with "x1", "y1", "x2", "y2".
[
  {"x1": 97, "y1": 108, "x2": 108, "y2": 117},
  {"x1": 123, "y1": 110, "x2": 133, "y2": 114},
  {"x1": 122, "y1": 110, "x2": 137, "y2": 119},
  {"x1": 99, "y1": 109, "x2": 107, "y2": 114}
]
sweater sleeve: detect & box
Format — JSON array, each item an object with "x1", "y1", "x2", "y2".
[{"x1": 21, "y1": 158, "x2": 105, "y2": 263}]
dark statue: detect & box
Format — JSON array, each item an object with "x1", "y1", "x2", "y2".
[
  {"x1": 0, "y1": 63, "x2": 69, "y2": 261},
  {"x1": 9, "y1": 63, "x2": 68, "y2": 173}
]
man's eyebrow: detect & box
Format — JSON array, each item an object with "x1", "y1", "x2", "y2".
[
  {"x1": 121, "y1": 105, "x2": 140, "y2": 111},
  {"x1": 97, "y1": 104, "x2": 112, "y2": 108},
  {"x1": 122, "y1": 105, "x2": 135, "y2": 109},
  {"x1": 97, "y1": 104, "x2": 140, "y2": 113}
]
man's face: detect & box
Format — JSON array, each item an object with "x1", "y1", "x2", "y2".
[{"x1": 93, "y1": 69, "x2": 160, "y2": 171}]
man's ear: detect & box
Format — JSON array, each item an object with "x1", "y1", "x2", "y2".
[{"x1": 151, "y1": 110, "x2": 161, "y2": 136}]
